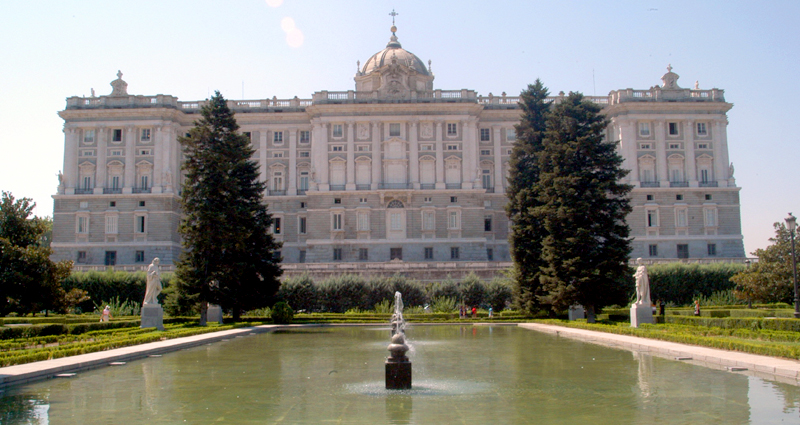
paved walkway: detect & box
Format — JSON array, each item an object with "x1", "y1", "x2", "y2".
[
  {"x1": 2, "y1": 322, "x2": 799, "y2": 390},
  {"x1": 519, "y1": 323, "x2": 800, "y2": 386}
]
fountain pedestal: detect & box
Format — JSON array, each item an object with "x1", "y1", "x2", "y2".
[{"x1": 386, "y1": 330, "x2": 412, "y2": 390}]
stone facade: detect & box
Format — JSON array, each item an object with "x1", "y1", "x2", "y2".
[{"x1": 51, "y1": 29, "x2": 745, "y2": 268}]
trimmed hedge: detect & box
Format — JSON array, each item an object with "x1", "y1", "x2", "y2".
[
  {"x1": 647, "y1": 262, "x2": 746, "y2": 306},
  {"x1": 665, "y1": 315, "x2": 800, "y2": 332}
]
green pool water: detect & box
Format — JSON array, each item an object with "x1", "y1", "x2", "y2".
[{"x1": 1, "y1": 325, "x2": 799, "y2": 424}]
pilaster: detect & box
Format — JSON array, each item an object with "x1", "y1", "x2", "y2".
[
  {"x1": 655, "y1": 122, "x2": 668, "y2": 186},
  {"x1": 346, "y1": 122, "x2": 355, "y2": 190},
  {"x1": 492, "y1": 126, "x2": 504, "y2": 194},
  {"x1": 95, "y1": 127, "x2": 107, "y2": 194},
  {"x1": 123, "y1": 126, "x2": 135, "y2": 193},
  {"x1": 259, "y1": 129, "x2": 268, "y2": 186},
  {"x1": 63, "y1": 126, "x2": 78, "y2": 194},
  {"x1": 462, "y1": 118, "x2": 478, "y2": 189},
  {"x1": 409, "y1": 121, "x2": 419, "y2": 189},
  {"x1": 435, "y1": 121, "x2": 445, "y2": 189},
  {"x1": 684, "y1": 120, "x2": 697, "y2": 186},
  {"x1": 288, "y1": 128, "x2": 298, "y2": 195},
  {"x1": 152, "y1": 125, "x2": 163, "y2": 193},
  {"x1": 371, "y1": 122, "x2": 381, "y2": 189},
  {"x1": 619, "y1": 119, "x2": 639, "y2": 184}
]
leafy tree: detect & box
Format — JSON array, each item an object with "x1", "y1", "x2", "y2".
[
  {"x1": 534, "y1": 92, "x2": 633, "y2": 320},
  {"x1": 732, "y1": 222, "x2": 796, "y2": 304},
  {"x1": 506, "y1": 80, "x2": 551, "y2": 314},
  {"x1": 0, "y1": 192, "x2": 72, "y2": 315},
  {"x1": 175, "y1": 92, "x2": 282, "y2": 322}
]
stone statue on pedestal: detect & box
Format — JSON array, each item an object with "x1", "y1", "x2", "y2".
[
  {"x1": 630, "y1": 258, "x2": 654, "y2": 327},
  {"x1": 144, "y1": 258, "x2": 162, "y2": 305}
]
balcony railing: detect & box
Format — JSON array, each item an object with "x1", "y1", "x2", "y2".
[
  {"x1": 484, "y1": 187, "x2": 495, "y2": 193},
  {"x1": 267, "y1": 189, "x2": 286, "y2": 196},
  {"x1": 670, "y1": 181, "x2": 689, "y2": 188},
  {"x1": 699, "y1": 181, "x2": 718, "y2": 187},
  {"x1": 75, "y1": 188, "x2": 93, "y2": 194},
  {"x1": 445, "y1": 183, "x2": 462, "y2": 190},
  {"x1": 640, "y1": 181, "x2": 660, "y2": 188},
  {"x1": 329, "y1": 185, "x2": 346, "y2": 191},
  {"x1": 132, "y1": 187, "x2": 151, "y2": 194},
  {"x1": 296, "y1": 189, "x2": 307, "y2": 195},
  {"x1": 419, "y1": 184, "x2": 436, "y2": 190},
  {"x1": 378, "y1": 183, "x2": 412, "y2": 190},
  {"x1": 355, "y1": 184, "x2": 371, "y2": 191},
  {"x1": 103, "y1": 188, "x2": 122, "y2": 194}
]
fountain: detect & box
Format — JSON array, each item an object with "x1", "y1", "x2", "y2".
[{"x1": 386, "y1": 291, "x2": 411, "y2": 389}]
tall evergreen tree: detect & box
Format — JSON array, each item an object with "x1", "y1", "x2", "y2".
[
  {"x1": 506, "y1": 80, "x2": 551, "y2": 314},
  {"x1": 175, "y1": 92, "x2": 282, "y2": 321},
  {"x1": 534, "y1": 92, "x2": 632, "y2": 320}
]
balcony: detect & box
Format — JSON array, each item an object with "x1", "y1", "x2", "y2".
[
  {"x1": 75, "y1": 188, "x2": 93, "y2": 194},
  {"x1": 669, "y1": 181, "x2": 689, "y2": 188},
  {"x1": 640, "y1": 181, "x2": 660, "y2": 188},
  {"x1": 329, "y1": 185, "x2": 346, "y2": 191},
  {"x1": 132, "y1": 187, "x2": 151, "y2": 194},
  {"x1": 103, "y1": 188, "x2": 122, "y2": 194},
  {"x1": 355, "y1": 184, "x2": 371, "y2": 191},
  {"x1": 699, "y1": 181, "x2": 718, "y2": 187},
  {"x1": 378, "y1": 183, "x2": 412, "y2": 190},
  {"x1": 419, "y1": 184, "x2": 436, "y2": 190},
  {"x1": 296, "y1": 189, "x2": 307, "y2": 195},
  {"x1": 267, "y1": 189, "x2": 286, "y2": 196},
  {"x1": 445, "y1": 183, "x2": 462, "y2": 190},
  {"x1": 484, "y1": 187, "x2": 495, "y2": 193}
]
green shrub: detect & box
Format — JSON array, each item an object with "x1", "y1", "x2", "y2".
[
  {"x1": 317, "y1": 275, "x2": 366, "y2": 313},
  {"x1": 63, "y1": 270, "x2": 173, "y2": 312},
  {"x1": 484, "y1": 277, "x2": 513, "y2": 312},
  {"x1": 374, "y1": 299, "x2": 392, "y2": 314},
  {"x1": 270, "y1": 302, "x2": 294, "y2": 324},
  {"x1": 460, "y1": 273, "x2": 486, "y2": 307},
  {"x1": 385, "y1": 274, "x2": 426, "y2": 308},
  {"x1": 427, "y1": 278, "x2": 460, "y2": 301},
  {"x1": 430, "y1": 296, "x2": 457, "y2": 313},
  {"x1": 277, "y1": 273, "x2": 317, "y2": 312},
  {"x1": 647, "y1": 262, "x2": 745, "y2": 306}
]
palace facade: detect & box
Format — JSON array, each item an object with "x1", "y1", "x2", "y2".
[{"x1": 51, "y1": 27, "x2": 745, "y2": 268}]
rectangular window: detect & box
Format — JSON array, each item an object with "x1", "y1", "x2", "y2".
[
  {"x1": 676, "y1": 209, "x2": 688, "y2": 228},
  {"x1": 700, "y1": 169, "x2": 710, "y2": 183},
  {"x1": 481, "y1": 150, "x2": 491, "y2": 156},
  {"x1": 139, "y1": 149, "x2": 152, "y2": 156},
  {"x1": 648, "y1": 244, "x2": 658, "y2": 257},
  {"x1": 668, "y1": 143, "x2": 680, "y2": 149},
  {"x1": 299, "y1": 172, "x2": 309, "y2": 191},
  {"x1": 331, "y1": 145, "x2": 344, "y2": 152},
  {"x1": 447, "y1": 123, "x2": 457, "y2": 136},
  {"x1": 424, "y1": 197, "x2": 432, "y2": 203},
  {"x1": 105, "y1": 215, "x2": 118, "y2": 234},
  {"x1": 140, "y1": 129, "x2": 151, "y2": 141},
  {"x1": 333, "y1": 124, "x2": 343, "y2": 138},
  {"x1": 273, "y1": 131, "x2": 283, "y2": 144},
  {"x1": 77, "y1": 251, "x2": 87, "y2": 263},
  {"x1": 646, "y1": 209, "x2": 658, "y2": 228},
  {"x1": 139, "y1": 201, "x2": 146, "y2": 207},
  {"x1": 389, "y1": 123, "x2": 401, "y2": 137},
  {"x1": 704, "y1": 208, "x2": 717, "y2": 227},
  {"x1": 298, "y1": 250, "x2": 306, "y2": 263},
  {"x1": 334, "y1": 198, "x2": 341, "y2": 204},
  {"x1": 140, "y1": 175, "x2": 149, "y2": 190},
  {"x1": 450, "y1": 247, "x2": 460, "y2": 259},
  {"x1": 446, "y1": 144, "x2": 459, "y2": 151},
  {"x1": 639, "y1": 143, "x2": 652, "y2": 150},
  {"x1": 390, "y1": 248, "x2": 403, "y2": 261},
  {"x1": 84, "y1": 129, "x2": 95, "y2": 143},
  {"x1": 424, "y1": 247, "x2": 433, "y2": 260},
  {"x1": 646, "y1": 194, "x2": 654, "y2": 201},
  {"x1": 357, "y1": 145, "x2": 370, "y2": 151},
  {"x1": 420, "y1": 144, "x2": 433, "y2": 151},
  {"x1": 357, "y1": 212, "x2": 369, "y2": 231},
  {"x1": 480, "y1": 128, "x2": 490, "y2": 141},
  {"x1": 450, "y1": 196, "x2": 457, "y2": 203},
  {"x1": 83, "y1": 176, "x2": 92, "y2": 189},
  {"x1": 676, "y1": 194, "x2": 683, "y2": 201},
  {"x1": 677, "y1": 244, "x2": 689, "y2": 259},
  {"x1": 333, "y1": 248, "x2": 342, "y2": 261},
  {"x1": 273, "y1": 217, "x2": 281, "y2": 234},
  {"x1": 332, "y1": 213, "x2": 343, "y2": 231},
  {"x1": 506, "y1": 128, "x2": 515, "y2": 141},
  {"x1": 359, "y1": 198, "x2": 367, "y2": 203},
  {"x1": 272, "y1": 152, "x2": 284, "y2": 158},
  {"x1": 299, "y1": 217, "x2": 307, "y2": 234},
  {"x1": 448, "y1": 211, "x2": 460, "y2": 229},
  {"x1": 422, "y1": 211, "x2": 435, "y2": 230},
  {"x1": 487, "y1": 248, "x2": 494, "y2": 261},
  {"x1": 299, "y1": 151, "x2": 310, "y2": 157},
  {"x1": 696, "y1": 122, "x2": 707, "y2": 136},
  {"x1": 707, "y1": 244, "x2": 717, "y2": 256},
  {"x1": 135, "y1": 251, "x2": 145, "y2": 263},
  {"x1": 300, "y1": 131, "x2": 311, "y2": 143},
  {"x1": 359, "y1": 248, "x2": 369, "y2": 261},
  {"x1": 484, "y1": 215, "x2": 492, "y2": 232},
  {"x1": 639, "y1": 122, "x2": 651, "y2": 137},
  {"x1": 135, "y1": 216, "x2": 146, "y2": 233},
  {"x1": 112, "y1": 129, "x2": 122, "y2": 142},
  {"x1": 104, "y1": 251, "x2": 117, "y2": 266},
  {"x1": 668, "y1": 122, "x2": 679, "y2": 136},
  {"x1": 110, "y1": 150, "x2": 123, "y2": 156},
  {"x1": 705, "y1": 194, "x2": 712, "y2": 201},
  {"x1": 77, "y1": 216, "x2": 88, "y2": 234}
]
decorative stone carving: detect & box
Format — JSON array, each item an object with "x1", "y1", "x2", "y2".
[
  {"x1": 420, "y1": 122, "x2": 433, "y2": 139},
  {"x1": 661, "y1": 64, "x2": 681, "y2": 89},
  {"x1": 357, "y1": 123, "x2": 370, "y2": 140},
  {"x1": 110, "y1": 70, "x2": 128, "y2": 96}
]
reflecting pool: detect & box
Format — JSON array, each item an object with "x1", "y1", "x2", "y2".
[{"x1": 1, "y1": 325, "x2": 799, "y2": 424}]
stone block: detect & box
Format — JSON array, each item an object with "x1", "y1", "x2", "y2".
[
  {"x1": 141, "y1": 304, "x2": 164, "y2": 331},
  {"x1": 207, "y1": 304, "x2": 223, "y2": 324},
  {"x1": 568, "y1": 305, "x2": 585, "y2": 321},
  {"x1": 386, "y1": 361, "x2": 412, "y2": 390},
  {"x1": 630, "y1": 303, "x2": 654, "y2": 328}
]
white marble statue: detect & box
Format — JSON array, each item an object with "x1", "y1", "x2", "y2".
[
  {"x1": 634, "y1": 258, "x2": 651, "y2": 306},
  {"x1": 144, "y1": 258, "x2": 162, "y2": 305}
]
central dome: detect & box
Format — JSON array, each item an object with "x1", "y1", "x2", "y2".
[{"x1": 361, "y1": 29, "x2": 430, "y2": 76}]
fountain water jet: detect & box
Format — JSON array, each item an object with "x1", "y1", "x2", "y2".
[{"x1": 386, "y1": 291, "x2": 412, "y2": 389}]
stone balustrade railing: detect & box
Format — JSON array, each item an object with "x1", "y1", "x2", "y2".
[{"x1": 609, "y1": 87, "x2": 725, "y2": 104}]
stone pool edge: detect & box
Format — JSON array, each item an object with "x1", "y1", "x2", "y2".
[{"x1": 519, "y1": 323, "x2": 800, "y2": 387}]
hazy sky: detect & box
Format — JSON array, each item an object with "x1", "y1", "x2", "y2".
[{"x1": 1, "y1": 0, "x2": 797, "y2": 256}]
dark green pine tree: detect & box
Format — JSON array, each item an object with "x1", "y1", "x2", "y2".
[
  {"x1": 534, "y1": 92, "x2": 632, "y2": 321},
  {"x1": 506, "y1": 80, "x2": 551, "y2": 314},
  {"x1": 175, "y1": 91, "x2": 282, "y2": 322}
]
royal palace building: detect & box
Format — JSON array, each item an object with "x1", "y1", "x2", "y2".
[{"x1": 51, "y1": 27, "x2": 745, "y2": 268}]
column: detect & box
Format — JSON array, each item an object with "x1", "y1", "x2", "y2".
[
  {"x1": 63, "y1": 126, "x2": 78, "y2": 194},
  {"x1": 655, "y1": 122, "x2": 668, "y2": 187},
  {"x1": 684, "y1": 120, "x2": 697, "y2": 186},
  {"x1": 371, "y1": 122, "x2": 381, "y2": 189},
  {"x1": 435, "y1": 121, "x2": 445, "y2": 189},
  {"x1": 492, "y1": 126, "x2": 504, "y2": 194},
  {"x1": 259, "y1": 129, "x2": 268, "y2": 187},
  {"x1": 346, "y1": 122, "x2": 355, "y2": 190},
  {"x1": 95, "y1": 127, "x2": 107, "y2": 194},
  {"x1": 162, "y1": 125, "x2": 175, "y2": 193},
  {"x1": 714, "y1": 119, "x2": 729, "y2": 187},
  {"x1": 311, "y1": 121, "x2": 329, "y2": 191},
  {"x1": 619, "y1": 120, "x2": 639, "y2": 184},
  {"x1": 462, "y1": 118, "x2": 478, "y2": 189},
  {"x1": 409, "y1": 121, "x2": 419, "y2": 189},
  {"x1": 288, "y1": 127, "x2": 298, "y2": 195},
  {"x1": 123, "y1": 126, "x2": 135, "y2": 193},
  {"x1": 152, "y1": 125, "x2": 163, "y2": 193}
]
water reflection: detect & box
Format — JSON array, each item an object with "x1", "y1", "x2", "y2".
[{"x1": 1, "y1": 326, "x2": 799, "y2": 424}]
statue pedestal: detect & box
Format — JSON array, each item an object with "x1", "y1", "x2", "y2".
[
  {"x1": 630, "y1": 303, "x2": 654, "y2": 328},
  {"x1": 207, "y1": 304, "x2": 223, "y2": 324},
  {"x1": 141, "y1": 304, "x2": 164, "y2": 331},
  {"x1": 568, "y1": 305, "x2": 585, "y2": 321},
  {"x1": 386, "y1": 360, "x2": 412, "y2": 390}
]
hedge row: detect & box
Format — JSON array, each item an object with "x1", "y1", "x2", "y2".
[
  {"x1": 62, "y1": 270, "x2": 174, "y2": 313},
  {"x1": 665, "y1": 315, "x2": 800, "y2": 332},
  {"x1": 647, "y1": 263, "x2": 746, "y2": 306}
]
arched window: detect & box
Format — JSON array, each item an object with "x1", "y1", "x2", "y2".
[
  {"x1": 78, "y1": 161, "x2": 95, "y2": 192},
  {"x1": 135, "y1": 161, "x2": 153, "y2": 192},
  {"x1": 107, "y1": 160, "x2": 124, "y2": 192},
  {"x1": 270, "y1": 164, "x2": 286, "y2": 193},
  {"x1": 668, "y1": 154, "x2": 685, "y2": 184},
  {"x1": 638, "y1": 155, "x2": 656, "y2": 185},
  {"x1": 696, "y1": 154, "x2": 714, "y2": 184}
]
